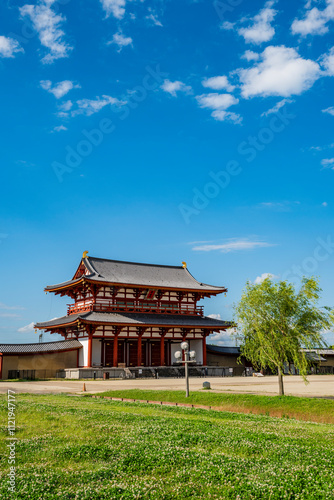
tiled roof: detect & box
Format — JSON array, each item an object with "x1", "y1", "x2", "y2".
[
  {"x1": 45, "y1": 256, "x2": 227, "y2": 293},
  {"x1": 35, "y1": 312, "x2": 232, "y2": 329},
  {"x1": 207, "y1": 345, "x2": 241, "y2": 355},
  {"x1": 0, "y1": 340, "x2": 82, "y2": 354}
]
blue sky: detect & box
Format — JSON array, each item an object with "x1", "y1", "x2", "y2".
[{"x1": 0, "y1": 0, "x2": 334, "y2": 346}]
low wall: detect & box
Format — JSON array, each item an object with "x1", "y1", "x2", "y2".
[{"x1": 2, "y1": 350, "x2": 78, "y2": 379}]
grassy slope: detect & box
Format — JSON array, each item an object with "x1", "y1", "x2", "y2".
[
  {"x1": 96, "y1": 389, "x2": 334, "y2": 424},
  {"x1": 0, "y1": 394, "x2": 334, "y2": 499}
]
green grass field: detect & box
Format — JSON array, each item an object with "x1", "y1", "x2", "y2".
[
  {"x1": 96, "y1": 389, "x2": 334, "y2": 424},
  {"x1": 1, "y1": 393, "x2": 334, "y2": 499}
]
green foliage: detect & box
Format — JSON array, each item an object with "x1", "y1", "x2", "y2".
[
  {"x1": 234, "y1": 277, "x2": 334, "y2": 381},
  {"x1": 1, "y1": 394, "x2": 334, "y2": 499}
]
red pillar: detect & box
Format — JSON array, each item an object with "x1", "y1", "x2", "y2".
[
  {"x1": 160, "y1": 335, "x2": 165, "y2": 366},
  {"x1": 202, "y1": 334, "x2": 207, "y2": 366},
  {"x1": 0, "y1": 354, "x2": 3, "y2": 380},
  {"x1": 87, "y1": 333, "x2": 93, "y2": 368},
  {"x1": 137, "y1": 335, "x2": 143, "y2": 367},
  {"x1": 113, "y1": 334, "x2": 118, "y2": 367}
]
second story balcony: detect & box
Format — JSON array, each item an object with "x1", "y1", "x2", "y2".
[{"x1": 67, "y1": 301, "x2": 204, "y2": 316}]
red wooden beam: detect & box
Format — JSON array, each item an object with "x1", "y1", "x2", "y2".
[{"x1": 87, "y1": 332, "x2": 93, "y2": 368}]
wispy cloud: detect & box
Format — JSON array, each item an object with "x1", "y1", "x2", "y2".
[
  {"x1": 254, "y1": 272, "x2": 277, "y2": 284},
  {"x1": 0, "y1": 302, "x2": 25, "y2": 310},
  {"x1": 207, "y1": 328, "x2": 236, "y2": 347},
  {"x1": 146, "y1": 8, "x2": 163, "y2": 27},
  {"x1": 196, "y1": 93, "x2": 241, "y2": 123},
  {"x1": 291, "y1": 0, "x2": 334, "y2": 36},
  {"x1": 108, "y1": 32, "x2": 133, "y2": 50},
  {"x1": 52, "y1": 125, "x2": 67, "y2": 132},
  {"x1": 40, "y1": 80, "x2": 80, "y2": 99},
  {"x1": 100, "y1": 0, "x2": 127, "y2": 19},
  {"x1": 261, "y1": 98, "x2": 294, "y2": 116},
  {"x1": 0, "y1": 36, "x2": 24, "y2": 58},
  {"x1": 161, "y1": 80, "x2": 192, "y2": 97},
  {"x1": 202, "y1": 76, "x2": 235, "y2": 92},
  {"x1": 258, "y1": 201, "x2": 300, "y2": 211},
  {"x1": 239, "y1": 1, "x2": 277, "y2": 44},
  {"x1": 71, "y1": 95, "x2": 126, "y2": 117},
  {"x1": 321, "y1": 47, "x2": 334, "y2": 76},
  {"x1": 321, "y1": 158, "x2": 334, "y2": 168},
  {"x1": 241, "y1": 50, "x2": 260, "y2": 62},
  {"x1": 18, "y1": 322, "x2": 35, "y2": 333},
  {"x1": 192, "y1": 238, "x2": 276, "y2": 253},
  {"x1": 0, "y1": 313, "x2": 21, "y2": 318},
  {"x1": 322, "y1": 106, "x2": 334, "y2": 116},
  {"x1": 20, "y1": 0, "x2": 72, "y2": 63}
]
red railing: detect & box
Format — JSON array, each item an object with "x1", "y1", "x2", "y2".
[{"x1": 67, "y1": 302, "x2": 204, "y2": 316}]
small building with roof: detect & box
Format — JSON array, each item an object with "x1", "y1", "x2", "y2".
[{"x1": 0, "y1": 340, "x2": 82, "y2": 379}]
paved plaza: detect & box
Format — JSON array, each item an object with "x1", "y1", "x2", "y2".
[{"x1": 0, "y1": 375, "x2": 333, "y2": 398}]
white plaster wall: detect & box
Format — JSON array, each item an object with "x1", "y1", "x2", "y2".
[
  {"x1": 189, "y1": 339, "x2": 203, "y2": 364},
  {"x1": 170, "y1": 340, "x2": 203, "y2": 364},
  {"x1": 92, "y1": 339, "x2": 101, "y2": 366},
  {"x1": 79, "y1": 339, "x2": 88, "y2": 367},
  {"x1": 170, "y1": 342, "x2": 182, "y2": 363}
]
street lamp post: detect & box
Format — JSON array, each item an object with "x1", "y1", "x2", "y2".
[{"x1": 174, "y1": 341, "x2": 196, "y2": 397}]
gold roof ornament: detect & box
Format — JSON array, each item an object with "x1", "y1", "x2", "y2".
[
  {"x1": 182, "y1": 261, "x2": 187, "y2": 269},
  {"x1": 82, "y1": 251, "x2": 89, "y2": 259}
]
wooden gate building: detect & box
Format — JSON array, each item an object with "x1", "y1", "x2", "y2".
[{"x1": 35, "y1": 253, "x2": 231, "y2": 368}]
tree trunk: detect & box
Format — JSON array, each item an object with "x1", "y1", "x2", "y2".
[{"x1": 278, "y1": 367, "x2": 284, "y2": 396}]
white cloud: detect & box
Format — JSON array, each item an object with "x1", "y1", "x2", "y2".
[
  {"x1": 72, "y1": 95, "x2": 126, "y2": 116},
  {"x1": 0, "y1": 313, "x2": 21, "y2": 318},
  {"x1": 291, "y1": 0, "x2": 334, "y2": 36},
  {"x1": 208, "y1": 313, "x2": 222, "y2": 320},
  {"x1": 196, "y1": 93, "x2": 241, "y2": 123},
  {"x1": 20, "y1": 1, "x2": 72, "y2": 64},
  {"x1": 146, "y1": 9, "x2": 163, "y2": 27},
  {"x1": 161, "y1": 80, "x2": 192, "y2": 97},
  {"x1": 18, "y1": 322, "x2": 35, "y2": 333},
  {"x1": 259, "y1": 201, "x2": 300, "y2": 211},
  {"x1": 192, "y1": 238, "x2": 275, "y2": 253},
  {"x1": 321, "y1": 158, "x2": 334, "y2": 167},
  {"x1": 238, "y1": 1, "x2": 277, "y2": 44},
  {"x1": 58, "y1": 100, "x2": 73, "y2": 112},
  {"x1": 202, "y1": 76, "x2": 235, "y2": 92},
  {"x1": 261, "y1": 98, "x2": 294, "y2": 116},
  {"x1": 0, "y1": 36, "x2": 24, "y2": 58},
  {"x1": 241, "y1": 50, "x2": 260, "y2": 61},
  {"x1": 100, "y1": 0, "x2": 126, "y2": 19},
  {"x1": 53, "y1": 125, "x2": 67, "y2": 132},
  {"x1": 321, "y1": 47, "x2": 334, "y2": 75},
  {"x1": 322, "y1": 201, "x2": 328, "y2": 207},
  {"x1": 109, "y1": 32, "x2": 133, "y2": 50},
  {"x1": 254, "y1": 272, "x2": 277, "y2": 284},
  {"x1": 208, "y1": 328, "x2": 236, "y2": 347},
  {"x1": 220, "y1": 21, "x2": 235, "y2": 31},
  {"x1": 196, "y1": 93, "x2": 238, "y2": 111},
  {"x1": 40, "y1": 80, "x2": 80, "y2": 99},
  {"x1": 322, "y1": 106, "x2": 334, "y2": 116},
  {"x1": 239, "y1": 45, "x2": 321, "y2": 98},
  {"x1": 0, "y1": 302, "x2": 25, "y2": 310}
]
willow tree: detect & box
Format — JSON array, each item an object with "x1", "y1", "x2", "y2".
[{"x1": 235, "y1": 277, "x2": 333, "y2": 395}]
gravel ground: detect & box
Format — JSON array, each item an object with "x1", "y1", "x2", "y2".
[{"x1": 0, "y1": 374, "x2": 333, "y2": 397}]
